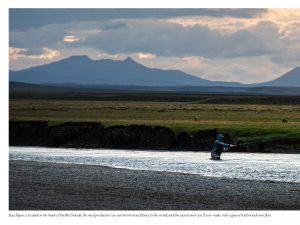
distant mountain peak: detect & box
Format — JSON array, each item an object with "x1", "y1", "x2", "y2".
[
  {"x1": 123, "y1": 56, "x2": 135, "y2": 62},
  {"x1": 122, "y1": 56, "x2": 145, "y2": 68},
  {"x1": 63, "y1": 55, "x2": 92, "y2": 62}
]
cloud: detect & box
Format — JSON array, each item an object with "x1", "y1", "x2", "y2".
[
  {"x1": 10, "y1": 23, "x2": 66, "y2": 49},
  {"x1": 28, "y1": 48, "x2": 60, "y2": 59},
  {"x1": 80, "y1": 19, "x2": 283, "y2": 59},
  {"x1": 271, "y1": 49, "x2": 300, "y2": 67},
  {"x1": 165, "y1": 9, "x2": 300, "y2": 35},
  {"x1": 96, "y1": 51, "x2": 121, "y2": 59},
  {"x1": 9, "y1": 9, "x2": 266, "y2": 31},
  {"x1": 9, "y1": 47, "x2": 60, "y2": 60},
  {"x1": 63, "y1": 35, "x2": 80, "y2": 43},
  {"x1": 102, "y1": 21, "x2": 127, "y2": 31},
  {"x1": 137, "y1": 52, "x2": 156, "y2": 59},
  {"x1": 9, "y1": 9, "x2": 300, "y2": 83},
  {"x1": 10, "y1": 10, "x2": 296, "y2": 60},
  {"x1": 9, "y1": 47, "x2": 27, "y2": 60}
]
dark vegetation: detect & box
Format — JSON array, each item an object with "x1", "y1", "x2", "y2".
[
  {"x1": 9, "y1": 81, "x2": 300, "y2": 100},
  {"x1": 10, "y1": 91, "x2": 300, "y2": 104},
  {"x1": 9, "y1": 121, "x2": 300, "y2": 153}
]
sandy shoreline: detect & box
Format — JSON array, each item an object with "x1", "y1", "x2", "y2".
[{"x1": 9, "y1": 160, "x2": 300, "y2": 210}]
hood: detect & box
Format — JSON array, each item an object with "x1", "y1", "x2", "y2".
[{"x1": 217, "y1": 134, "x2": 224, "y2": 141}]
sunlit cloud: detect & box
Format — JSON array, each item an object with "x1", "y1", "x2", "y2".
[
  {"x1": 65, "y1": 29, "x2": 102, "y2": 36},
  {"x1": 9, "y1": 47, "x2": 27, "y2": 60},
  {"x1": 9, "y1": 47, "x2": 60, "y2": 60},
  {"x1": 28, "y1": 48, "x2": 60, "y2": 59},
  {"x1": 182, "y1": 56, "x2": 204, "y2": 65},
  {"x1": 64, "y1": 29, "x2": 102, "y2": 42},
  {"x1": 262, "y1": 9, "x2": 300, "y2": 24},
  {"x1": 167, "y1": 9, "x2": 300, "y2": 36},
  {"x1": 137, "y1": 52, "x2": 156, "y2": 59},
  {"x1": 63, "y1": 35, "x2": 80, "y2": 43},
  {"x1": 96, "y1": 52, "x2": 121, "y2": 59},
  {"x1": 166, "y1": 16, "x2": 257, "y2": 35}
]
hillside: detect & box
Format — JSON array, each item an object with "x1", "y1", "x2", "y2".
[{"x1": 256, "y1": 67, "x2": 300, "y2": 87}]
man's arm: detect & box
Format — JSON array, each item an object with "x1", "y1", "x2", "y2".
[
  {"x1": 216, "y1": 140, "x2": 230, "y2": 148},
  {"x1": 216, "y1": 140, "x2": 235, "y2": 149}
]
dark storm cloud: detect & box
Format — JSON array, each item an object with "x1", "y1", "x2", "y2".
[
  {"x1": 9, "y1": 22, "x2": 68, "y2": 48},
  {"x1": 9, "y1": 8, "x2": 267, "y2": 31},
  {"x1": 83, "y1": 19, "x2": 282, "y2": 59},
  {"x1": 9, "y1": 17, "x2": 283, "y2": 59},
  {"x1": 102, "y1": 21, "x2": 127, "y2": 31}
]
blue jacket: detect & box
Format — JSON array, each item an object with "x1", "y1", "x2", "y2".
[{"x1": 211, "y1": 134, "x2": 229, "y2": 157}]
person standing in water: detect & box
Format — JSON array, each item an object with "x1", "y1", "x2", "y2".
[{"x1": 211, "y1": 134, "x2": 235, "y2": 160}]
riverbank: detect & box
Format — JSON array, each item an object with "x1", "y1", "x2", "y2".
[
  {"x1": 9, "y1": 121, "x2": 300, "y2": 153},
  {"x1": 9, "y1": 160, "x2": 300, "y2": 210}
]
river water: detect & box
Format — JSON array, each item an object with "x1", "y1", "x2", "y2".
[{"x1": 9, "y1": 147, "x2": 300, "y2": 183}]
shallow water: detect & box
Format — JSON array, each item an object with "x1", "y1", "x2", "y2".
[{"x1": 9, "y1": 147, "x2": 300, "y2": 183}]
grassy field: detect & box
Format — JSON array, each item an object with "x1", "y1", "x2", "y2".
[{"x1": 9, "y1": 98, "x2": 300, "y2": 143}]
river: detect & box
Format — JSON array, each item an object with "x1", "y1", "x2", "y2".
[{"x1": 9, "y1": 147, "x2": 300, "y2": 183}]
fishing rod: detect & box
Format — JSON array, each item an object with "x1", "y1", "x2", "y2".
[
  {"x1": 237, "y1": 137, "x2": 289, "y2": 146},
  {"x1": 234, "y1": 137, "x2": 291, "y2": 150}
]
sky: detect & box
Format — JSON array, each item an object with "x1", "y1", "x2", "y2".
[{"x1": 9, "y1": 8, "x2": 300, "y2": 84}]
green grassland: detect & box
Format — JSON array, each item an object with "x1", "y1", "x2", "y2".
[{"x1": 9, "y1": 98, "x2": 300, "y2": 144}]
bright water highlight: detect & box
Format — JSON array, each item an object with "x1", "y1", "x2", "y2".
[{"x1": 9, "y1": 147, "x2": 300, "y2": 183}]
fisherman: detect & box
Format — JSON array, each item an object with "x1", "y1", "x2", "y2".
[{"x1": 211, "y1": 134, "x2": 235, "y2": 160}]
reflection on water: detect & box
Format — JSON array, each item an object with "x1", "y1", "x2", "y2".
[{"x1": 9, "y1": 147, "x2": 300, "y2": 183}]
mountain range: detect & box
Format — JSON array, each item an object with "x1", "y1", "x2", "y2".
[{"x1": 9, "y1": 55, "x2": 300, "y2": 87}]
